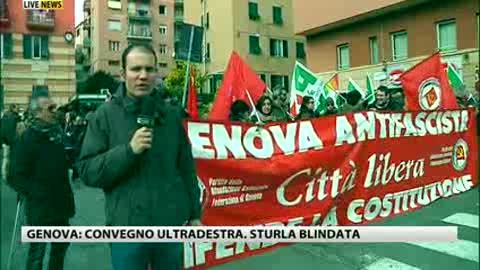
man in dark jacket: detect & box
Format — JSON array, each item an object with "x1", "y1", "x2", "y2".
[
  {"x1": 9, "y1": 96, "x2": 75, "y2": 270},
  {"x1": 367, "y1": 86, "x2": 404, "y2": 111},
  {"x1": 77, "y1": 44, "x2": 201, "y2": 270}
]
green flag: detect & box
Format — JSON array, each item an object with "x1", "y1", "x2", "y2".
[
  {"x1": 447, "y1": 63, "x2": 463, "y2": 90},
  {"x1": 347, "y1": 78, "x2": 365, "y2": 99},
  {"x1": 366, "y1": 75, "x2": 375, "y2": 105},
  {"x1": 290, "y1": 61, "x2": 322, "y2": 116}
]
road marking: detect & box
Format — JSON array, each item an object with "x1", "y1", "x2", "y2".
[
  {"x1": 408, "y1": 240, "x2": 479, "y2": 262},
  {"x1": 442, "y1": 213, "x2": 479, "y2": 229},
  {"x1": 362, "y1": 258, "x2": 421, "y2": 270}
]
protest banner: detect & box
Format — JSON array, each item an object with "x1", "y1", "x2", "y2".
[{"x1": 183, "y1": 109, "x2": 478, "y2": 269}]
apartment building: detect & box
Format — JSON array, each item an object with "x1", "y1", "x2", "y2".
[
  {"x1": 185, "y1": 0, "x2": 307, "y2": 94},
  {"x1": 85, "y1": 0, "x2": 179, "y2": 79},
  {"x1": 0, "y1": 0, "x2": 76, "y2": 108},
  {"x1": 294, "y1": 0, "x2": 479, "y2": 93}
]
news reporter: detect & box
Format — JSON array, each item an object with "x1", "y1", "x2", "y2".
[{"x1": 76, "y1": 44, "x2": 202, "y2": 270}]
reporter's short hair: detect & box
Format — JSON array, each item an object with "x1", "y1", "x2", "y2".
[{"x1": 121, "y1": 44, "x2": 158, "y2": 70}]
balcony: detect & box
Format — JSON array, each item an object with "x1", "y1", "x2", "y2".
[
  {"x1": 127, "y1": 25, "x2": 152, "y2": 40},
  {"x1": 83, "y1": 17, "x2": 90, "y2": 29},
  {"x1": 26, "y1": 10, "x2": 55, "y2": 30},
  {"x1": 128, "y1": 9, "x2": 151, "y2": 22},
  {"x1": 174, "y1": 14, "x2": 184, "y2": 22},
  {"x1": 83, "y1": 37, "x2": 91, "y2": 48},
  {"x1": 83, "y1": 0, "x2": 90, "y2": 12},
  {"x1": 0, "y1": 0, "x2": 10, "y2": 27}
]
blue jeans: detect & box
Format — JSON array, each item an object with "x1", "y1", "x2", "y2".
[{"x1": 110, "y1": 243, "x2": 183, "y2": 270}]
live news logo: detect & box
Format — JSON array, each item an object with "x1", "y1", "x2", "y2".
[{"x1": 23, "y1": 0, "x2": 63, "y2": 10}]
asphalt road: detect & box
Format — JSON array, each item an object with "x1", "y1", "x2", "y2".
[{"x1": 1, "y1": 179, "x2": 478, "y2": 270}]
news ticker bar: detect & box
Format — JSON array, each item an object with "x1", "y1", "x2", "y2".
[{"x1": 22, "y1": 226, "x2": 457, "y2": 243}]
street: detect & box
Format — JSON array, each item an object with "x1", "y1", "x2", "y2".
[{"x1": 1, "y1": 179, "x2": 478, "y2": 270}]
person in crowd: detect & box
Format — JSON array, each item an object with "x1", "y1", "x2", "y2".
[
  {"x1": 77, "y1": 44, "x2": 201, "y2": 270},
  {"x1": 367, "y1": 86, "x2": 404, "y2": 111},
  {"x1": 323, "y1": 97, "x2": 338, "y2": 116},
  {"x1": 295, "y1": 96, "x2": 319, "y2": 120},
  {"x1": 9, "y1": 95, "x2": 75, "y2": 270},
  {"x1": 1, "y1": 104, "x2": 20, "y2": 181},
  {"x1": 271, "y1": 91, "x2": 292, "y2": 121},
  {"x1": 251, "y1": 95, "x2": 276, "y2": 123},
  {"x1": 229, "y1": 100, "x2": 251, "y2": 122}
]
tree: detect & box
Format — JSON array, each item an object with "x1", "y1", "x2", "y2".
[
  {"x1": 81, "y1": 70, "x2": 120, "y2": 95},
  {"x1": 164, "y1": 62, "x2": 207, "y2": 101}
]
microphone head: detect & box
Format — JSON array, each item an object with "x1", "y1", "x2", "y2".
[
  {"x1": 139, "y1": 97, "x2": 157, "y2": 117},
  {"x1": 137, "y1": 97, "x2": 157, "y2": 128}
]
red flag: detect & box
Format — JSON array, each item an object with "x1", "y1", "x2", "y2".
[
  {"x1": 400, "y1": 53, "x2": 459, "y2": 110},
  {"x1": 187, "y1": 68, "x2": 199, "y2": 120},
  {"x1": 208, "y1": 52, "x2": 266, "y2": 120}
]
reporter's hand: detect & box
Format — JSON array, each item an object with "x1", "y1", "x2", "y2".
[{"x1": 129, "y1": 127, "x2": 153, "y2": 154}]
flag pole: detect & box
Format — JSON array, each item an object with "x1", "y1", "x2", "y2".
[
  {"x1": 245, "y1": 89, "x2": 262, "y2": 124},
  {"x1": 182, "y1": 26, "x2": 195, "y2": 108}
]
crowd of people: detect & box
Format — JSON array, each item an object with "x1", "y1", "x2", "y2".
[{"x1": 228, "y1": 84, "x2": 409, "y2": 125}]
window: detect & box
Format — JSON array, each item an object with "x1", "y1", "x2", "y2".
[
  {"x1": 369, "y1": 36, "x2": 379, "y2": 64},
  {"x1": 296, "y1": 42, "x2": 305, "y2": 59},
  {"x1": 249, "y1": 35, "x2": 261, "y2": 55},
  {"x1": 437, "y1": 19, "x2": 457, "y2": 51},
  {"x1": 77, "y1": 29, "x2": 80, "y2": 36},
  {"x1": 209, "y1": 74, "x2": 223, "y2": 93},
  {"x1": 159, "y1": 25, "x2": 167, "y2": 36},
  {"x1": 23, "y1": 35, "x2": 49, "y2": 60},
  {"x1": 32, "y1": 85, "x2": 49, "y2": 97},
  {"x1": 108, "y1": 19, "x2": 122, "y2": 31},
  {"x1": 159, "y1": 44, "x2": 167, "y2": 55},
  {"x1": 107, "y1": 0, "x2": 121, "y2": 10},
  {"x1": 159, "y1": 5, "x2": 167, "y2": 15},
  {"x1": 158, "y1": 62, "x2": 168, "y2": 68},
  {"x1": 271, "y1": 75, "x2": 288, "y2": 89},
  {"x1": 109, "y1": 41, "x2": 120, "y2": 52},
  {"x1": 0, "y1": 33, "x2": 13, "y2": 59},
  {"x1": 391, "y1": 31, "x2": 408, "y2": 61},
  {"x1": 337, "y1": 44, "x2": 350, "y2": 70},
  {"x1": 108, "y1": 60, "x2": 120, "y2": 66},
  {"x1": 248, "y1": 1, "x2": 260, "y2": 20},
  {"x1": 270, "y1": 39, "x2": 288, "y2": 58},
  {"x1": 205, "y1": 13, "x2": 209, "y2": 28},
  {"x1": 205, "y1": 43, "x2": 210, "y2": 61},
  {"x1": 273, "y1": 6, "x2": 283, "y2": 25}
]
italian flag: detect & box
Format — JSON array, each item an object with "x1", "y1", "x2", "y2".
[
  {"x1": 447, "y1": 62, "x2": 463, "y2": 90},
  {"x1": 347, "y1": 78, "x2": 365, "y2": 99},
  {"x1": 290, "y1": 61, "x2": 323, "y2": 117},
  {"x1": 365, "y1": 75, "x2": 376, "y2": 105}
]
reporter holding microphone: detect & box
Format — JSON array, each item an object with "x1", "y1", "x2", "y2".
[{"x1": 77, "y1": 44, "x2": 202, "y2": 270}]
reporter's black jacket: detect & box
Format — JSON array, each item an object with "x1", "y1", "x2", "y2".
[{"x1": 76, "y1": 84, "x2": 202, "y2": 226}]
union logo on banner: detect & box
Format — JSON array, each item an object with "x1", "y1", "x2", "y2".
[
  {"x1": 197, "y1": 176, "x2": 209, "y2": 209},
  {"x1": 418, "y1": 77, "x2": 442, "y2": 110},
  {"x1": 452, "y1": 139, "x2": 469, "y2": 171}
]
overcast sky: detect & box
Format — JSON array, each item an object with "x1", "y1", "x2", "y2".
[{"x1": 75, "y1": 0, "x2": 84, "y2": 26}]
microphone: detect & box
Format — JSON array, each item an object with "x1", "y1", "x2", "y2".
[{"x1": 136, "y1": 97, "x2": 156, "y2": 128}]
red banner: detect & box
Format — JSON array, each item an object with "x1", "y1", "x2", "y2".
[{"x1": 183, "y1": 109, "x2": 478, "y2": 269}]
